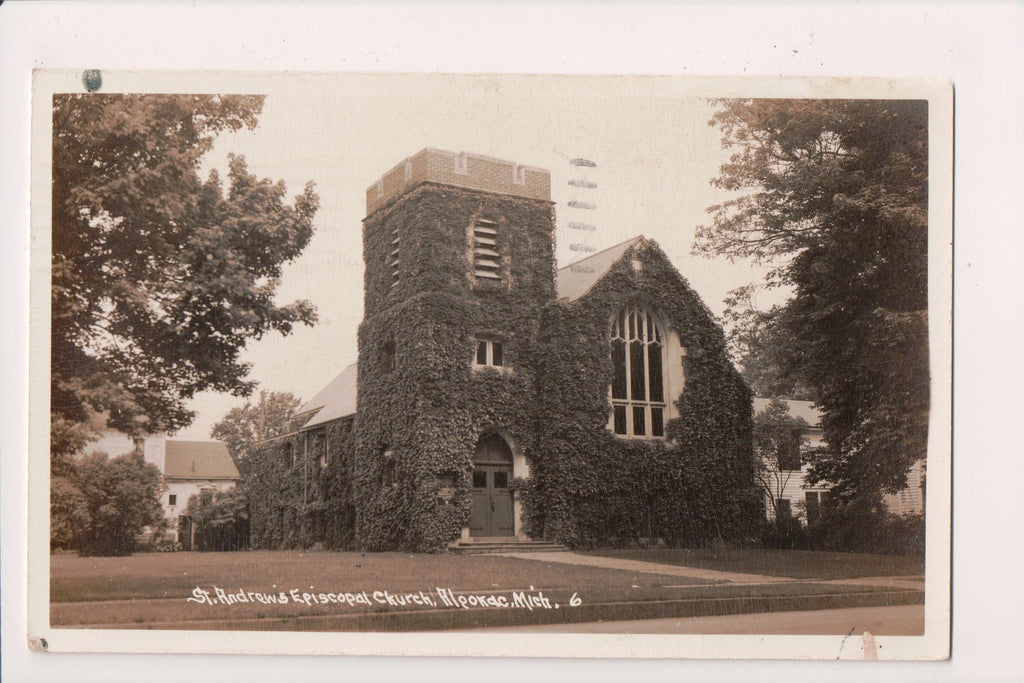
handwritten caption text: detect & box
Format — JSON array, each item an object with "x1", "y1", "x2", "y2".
[{"x1": 187, "y1": 586, "x2": 582, "y2": 611}]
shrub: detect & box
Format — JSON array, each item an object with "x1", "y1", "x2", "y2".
[
  {"x1": 758, "y1": 515, "x2": 809, "y2": 550},
  {"x1": 884, "y1": 513, "x2": 926, "y2": 555},
  {"x1": 50, "y1": 475, "x2": 86, "y2": 551},
  {"x1": 70, "y1": 452, "x2": 165, "y2": 556},
  {"x1": 49, "y1": 415, "x2": 95, "y2": 551},
  {"x1": 806, "y1": 496, "x2": 925, "y2": 555}
]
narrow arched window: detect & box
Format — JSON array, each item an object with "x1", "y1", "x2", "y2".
[
  {"x1": 380, "y1": 337, "x2": 396, "y2": 373},
  {"x1": 610, "y1": 305, "x2": 666, "y2": 438}
]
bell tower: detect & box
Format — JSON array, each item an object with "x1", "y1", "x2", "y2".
[{"x1": 354, "y1": 149, "x2": 554, "y2": 550}]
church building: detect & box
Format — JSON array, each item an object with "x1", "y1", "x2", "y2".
[{"x1": 248, "y1": 149, "x2": 757, "y2": 552}]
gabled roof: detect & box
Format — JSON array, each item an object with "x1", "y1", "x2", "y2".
[
  {"x1": 297, "y1": 362, "x2": 358, "y2": 430},
  {"x1": 164, "y1": 440, "x2": 240, "y2": 480},
  {"x1": 752, "y1": 398, "x2": 822, "y2": 428},
  {"x1": 555, "y1": 236, "x2": 647, "y2": 302}
]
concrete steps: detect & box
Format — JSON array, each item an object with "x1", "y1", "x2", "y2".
[{"x1": 449, "y1": 538, "x2": 566, "y2": 554}]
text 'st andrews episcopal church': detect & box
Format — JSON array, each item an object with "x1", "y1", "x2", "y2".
[{"x1": 247, "y1": 148, "x2": 758, "y2": 552}]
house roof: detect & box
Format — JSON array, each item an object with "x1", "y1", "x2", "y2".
[
  {"x1": 164, "y1": 440, "x2": 240, "y2": 480},
  {"x1": 752, "y1": 398, "x2": 822, "y2": 428},
  {"x1": 296, "y1": 362, "x2": 359, "y2": 430},
  {"x1": 555, "y1": 236, "x2": 646, "y2": 302}
]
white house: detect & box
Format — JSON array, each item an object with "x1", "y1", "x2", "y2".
[
  {"x1": 883, "y1": 460, "x2": 926, "y2": 517},
  {"x1": 84, "y1": 430, "x2": 240, "y2": 545},
  {"x1": 753, "y1": 398, "x2": 832, "y2": 525},
  {"x1": 753, "y1": 398, "x2": 925, "y2": 524}
]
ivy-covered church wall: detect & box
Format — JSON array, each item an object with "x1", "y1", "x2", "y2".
[
  {"x1": 352, "y1": 183, "x2": 556, "y2": 551},
  {"x1": 245, "y1": 188, "x2": 758, "y2": 552},
  {"x1": 527, "y1": 240, "x2": 759, "y2": 548},
  {"x1": 243, "y1": 418, "x2": 356, "y2": 550}
]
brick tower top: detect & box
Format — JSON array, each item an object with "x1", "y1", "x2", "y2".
[{"x1": 365, "y1": 148, "x2": 551, "y2": 216}]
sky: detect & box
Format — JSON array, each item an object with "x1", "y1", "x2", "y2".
[{"x1": 178, "y1": 74, "x2": 776, "y2": 439}]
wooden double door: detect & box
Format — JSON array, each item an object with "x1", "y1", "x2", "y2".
[{"x1": 469, "y1": 434, "x2": 514, "y2": 537}]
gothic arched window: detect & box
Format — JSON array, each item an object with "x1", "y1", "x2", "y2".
[{"x1": 610, "y1": 305, "x2": 666, "y2": 438}]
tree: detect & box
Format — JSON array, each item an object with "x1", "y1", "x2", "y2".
[
  {"x1": 52, "y1": 94, "x2": 319, "y2": 437},
  {"x1": 49, "y1": 415, "x2": 95, "y2": 549},
  {"x1": 50, "y1": 472, "x2": 86, "y2": 551},
  {"x1": 695, "y1": 99, "x2": 929, "y2": 503},
  {"x1": 68, "y1": 451, "x2": 165, "y2": 556},
  {"x1": 185, "y1": 488, "x2": 250, "y2": 551},
  {"x1": 721, "y1": 285, "x2": 815, "y2": 400},
  {"x1": 210, "y1": 390, "x2": 303, "y2": 466},
  {"x1": 753, "y1": 398, "x2": 808, "y2": 536}
]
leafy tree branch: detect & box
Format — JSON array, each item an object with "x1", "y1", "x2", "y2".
[
  {"x1": 695, "y1": 99, "x2": 929, "y2": 502},
  {"x1": 51, "y1": 94, "x2": 320, "y2": 436}
]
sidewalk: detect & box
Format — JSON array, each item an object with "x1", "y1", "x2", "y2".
[
  {"x1": 498, "y1": 552, "x2": 927, "y2": 590},
  {"x1": 497, "y1": 551, "x2": 795, "y2": 584}
]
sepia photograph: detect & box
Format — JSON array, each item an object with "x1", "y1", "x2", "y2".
[{"x1": 27, "y1": 71, "x2": 951, "y2": 659}]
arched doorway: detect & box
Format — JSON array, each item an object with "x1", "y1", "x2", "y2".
[{"x1": 470, "y1": 433, "x2": 514, "y2": 537}]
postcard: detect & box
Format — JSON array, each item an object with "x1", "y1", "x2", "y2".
[{"x1": 27, "y1": 70, "x2": 951, "y2": 660}]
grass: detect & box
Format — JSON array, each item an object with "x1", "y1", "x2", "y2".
[
  {"x1": 50, "y1": 550, "x2": 709, "y2": 628},
  {"x1": 586, "y1": 548, "x2": 925, "y2": 580},
  {"x1": 49, "y1": 549, "x2": 925, "y2": 631},
  {"x1": 50, "y1": 550, "x2": 708, "y2": 604},
  {"x1": 51, "y1": 580, "x2": 915, "y2": 630}
]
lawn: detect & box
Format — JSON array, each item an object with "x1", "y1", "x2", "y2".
[
  {"x1": 586, "y1": 548, "x2": 925, "y2": 580},
  {"x1": 51, "y1": 550, "x2": 708, "y2": 603},
  {"x1": 49, "y1": 550, "x2": 925, "y2": 631},
  {"x1": 50, "y1": 550, "x2": 708, "y2": 628}
]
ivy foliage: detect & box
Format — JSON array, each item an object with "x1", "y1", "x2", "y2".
[
  {"x1": 248, "y1": 183, "x2": 756, "y2": 551},
  {"x1": 353, "y1": 185, "x2": 555, "y2": 551},
  {"x1": 244, "y1": 418, "x2": 356, "y2": 550},
  {"x1": 529, "y1": 239, "x2": 758, "y2": 548}
]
